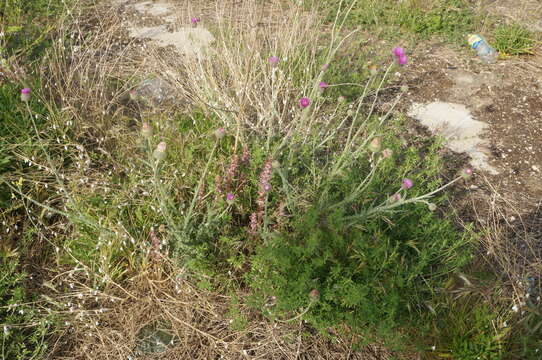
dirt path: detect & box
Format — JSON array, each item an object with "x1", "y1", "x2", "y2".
[{"x1": 402, "y1": 36, "x2": 542, "y2": 211}]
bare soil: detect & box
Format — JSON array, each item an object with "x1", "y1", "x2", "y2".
[{"x1": 399, "y1": 41, "x2": 542, "y2": 210}]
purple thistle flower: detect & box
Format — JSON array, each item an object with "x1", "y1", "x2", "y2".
[
  {"x1": 397, "y1": 54, "x2": 408, "y2": 66},
  {"x1": 393, "y1": 47, "x2": 406, "y2": 57},
  {"x1": 21, "y1": 88, "x2": 31, "y2": 102},
  {"x1": 319, "y1": 81, "x2": 328, "y2": 90},
  {"x1": 401, "y1": 178, "x2": 413, "y2": 190},
  {"x1": 268, "y1": 56, "x2": 279, "y2": 67},
  {"x1": 299, "y1": 97, "x2": 310, "y2": 108},
  {"x1": 191, "y1": 17, "x2": 200, "y2": 26},
  {"x1": 226, "y1": 193, "x2": 235, "y2": 204}
]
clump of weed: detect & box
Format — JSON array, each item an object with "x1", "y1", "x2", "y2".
[
  {"x1": 0, "y1": 249, "x2": 51, "y2": 359},
  {"x1": 493, "y1": 24, "x2": 536, "y2": 56},
  {"x1": 247, "y1": 129, "x2": 474, "y2": 350}
]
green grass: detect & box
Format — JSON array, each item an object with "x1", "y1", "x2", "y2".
[
  {"x1": 0, "y1": 0, "x2": 70, "y2": 357},
  {"x1": 493, "y1": 24, "x2": 537, "y2": 56},
  {"x1": 0, "y1": 0, "x2": 64, "y2": 60},
  {"x1": 315, "y1": 0, "x2": 479, "y2": 42}
]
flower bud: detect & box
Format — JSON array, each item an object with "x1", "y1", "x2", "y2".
[
  {"x1": 427, "y1": 203, "x2": 437, "y2": 211},
  {"x1": 309, "y1": 289, "x2": 320, "y2": 301},
  {"x1": 461, "y1": 168, "x2": 473, "y2": 179},
  {"x1": 368, "y1": 137, "x2": 381, "y2": 153},
  {"x1": 191, "y1": 17, "x2": 200, "y2": 27},
  {"x1": 337, "y1": 96, "x2": 346, "y2": 103},
  {"x1": 153, "y1": 141, "x2": 167, "y2": 162},
  {"x1": 397, "y1": 55, "x2": 408, "y2": 66},
  {"x1": 381, "y1": 148, "x2": 393, "y2": 159},
  {"x1": 271, "y1": 160, "x2": 280, "y2": 169},
  {"x1": 141, "y1": 122, "x2": 153, "y2": 138},
  {"x1": 393, "y1": 47, "x2": 406, "y2": 57},
  {"x1": 226, "y1": 193, "x2": 235, "y2": 204},
  {"x1": 21, "y1": 88, "x2": 31, "y2": 102},
  {"x1": 389, "y1": 193, "x2": 402, "y2": 203},
  {"x1": 214, "y1": 127, "x2": 226, "y2": 140}
]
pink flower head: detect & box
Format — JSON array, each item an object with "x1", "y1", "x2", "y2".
[
  {"x1": 319, "y1": 81, "x2": 328, "y2": 90},
  {"x1": 462, "y1": 168, "x2": 473, "y2": 179},
  {"x1": 268, "y1": 56, "x2": 279, "y2": 67},
  {"x1": 214, "y1": 127, "x2": 226, "y2": 140},
  {"x1": 389, "y1": 193, "x2": 402, "y2": 203},
  {"x1": 299, "y1": 97, "x2": 310, "y2": 108},
  {"x1": 397, "y1": 55, "x2": 408, "y2": 66},
  {"x1": 263, "y1": 183, "x2": 271, "y2": 192},
  {"x1": 321, "y1": 63, "x2": 329, "y2": 71},
  {"x1": 226, "y1": 193, "x2": 235, "y2": 203},
  {"x1": 21, "y1": 88, "x2": 31, "y2": 102},
  {"x1": 401, "y1": 178, "x2": 413, "y2": 190},
  {"x1": 393, "y1": 47, "x2": 406, "y2": 57},
  {"x1": 191, "y1": 17, "x2": 200, "y2": 25}
]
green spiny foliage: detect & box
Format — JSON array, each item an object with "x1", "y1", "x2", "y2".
[{"x1": 247, "y1": 124, "x2": 474, "y2": 349}]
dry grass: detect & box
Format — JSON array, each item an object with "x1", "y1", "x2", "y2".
[
  {"x1": 472, "y1": 176, "x2": 541, "y2": 305},
  {"x1": 47, "y1": 260, "x2": 391, "y2": 360}
]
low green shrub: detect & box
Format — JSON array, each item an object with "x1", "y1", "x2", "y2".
[
  {"x1": 246, "y1": 127, "x2": 474, "y2": 349},
  {"x1": 0, "y1": 251, "x2": 50, "y2": 359}
]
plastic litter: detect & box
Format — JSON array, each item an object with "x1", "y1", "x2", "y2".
[
  {"x1": 136, "y1": 323, "x2": 174, "y2": 354},
  {"x1": 468, "y1": 34, "x2": 497, "y2": 64}
]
